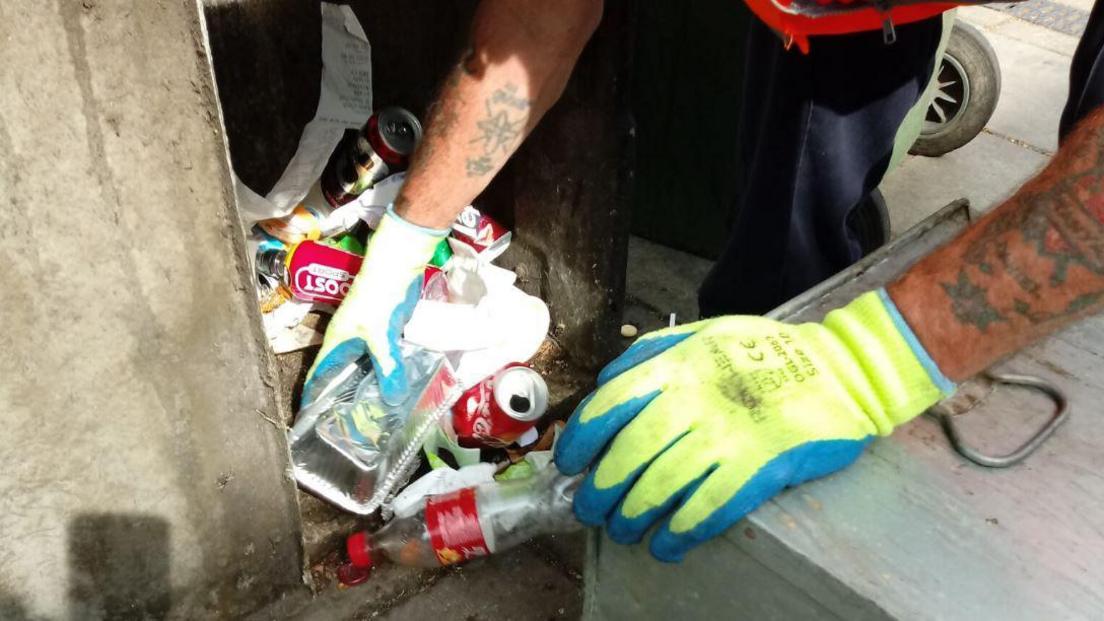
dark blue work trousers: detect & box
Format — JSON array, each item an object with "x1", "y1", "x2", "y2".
[{"x1": 699, "y1": 7, "x2": 1104, "y2": 316}]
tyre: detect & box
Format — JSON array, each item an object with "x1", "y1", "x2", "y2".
[
  {"x1": 848, "y1": 187, "x2": 891, "y2": 256},
  {"x1": 910, "y1": 21, "x2": 1001, "y2": 157}
]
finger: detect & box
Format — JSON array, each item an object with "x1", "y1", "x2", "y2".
[
  {"x1": 554, "y1": 388, "x2": 661, "y2": 477},
  {"x1": 375, "y1": 277, "x2": 422, "y2": 406},
  {"x1": 607, "y1": 430, "x2": 719, "y2": 545},
  {"x1": 302, "y1": 338, "x2": 367, "y2": 408},
  {"x1": 554, "y1": 357, "x2": 672, "y2": 476},
  {"x1": 648, "y1": 460, "x2": 776, "y2": 563},
  {"x1": 597, "y1": 321, "x2": 707, "y2": 385},
  {"x1": 569, "y1": 393, "x2": 695, "y2": 526},
  {"x1": 647, "y1": 434, "x2": 873, "y2": 561}
]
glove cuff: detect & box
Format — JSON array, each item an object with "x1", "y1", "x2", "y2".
[
  {"x1": 364, "y1": 205, "x2": 449, "y2": 267},
  {"x1": 383, "y1": 204, "x2": 452, "y2": 238},
  {"x1": 824, "y1": 289, "x2": 955, "y2": 434},
  {"x1": 874, "y1": 289, "x2": 956, "y2": 396}
]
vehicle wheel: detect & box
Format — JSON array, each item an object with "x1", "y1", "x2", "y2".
[
  {"x1": 848, "y1": 187, "x2": 891, "y2": 256},
  {"x1": 910, "y1": 22, "x2": 1001, "y2": 157}
]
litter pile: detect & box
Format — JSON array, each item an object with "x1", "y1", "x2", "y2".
[{"x1": 238, "y1": 3, "x2": 581, "y2": 585}]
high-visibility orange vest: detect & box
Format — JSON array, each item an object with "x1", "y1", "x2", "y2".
[{"x1": 744, "y1": 0, "x2": 961, "y2": 53}]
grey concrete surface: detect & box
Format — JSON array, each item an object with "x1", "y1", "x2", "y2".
[
  {"x1": 881, "y1": 131, "x2": 1050, "y2": 233},
  {"x1": 377, "y1": 544, "x2": 582, "y2": 621},
  {"x1": 625, "y1": 236, "x2": 711, "y2": 325},
  {"x1": 0, "y1": 1, "x2": 305, "y2": 618},
  {"x1": 982, "y1": 32, "x2": 1069, "y2": 153}
]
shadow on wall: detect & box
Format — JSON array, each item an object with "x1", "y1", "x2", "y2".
[
  {"x1": 0, "y1": 591, "x2": 40, "y2": 621},
  {"x1": 200, "y1": 0, "x2": 323, "y2": 194},
  {"x1": 67, "y1": 514, "x2": 171, "y2": 621}
]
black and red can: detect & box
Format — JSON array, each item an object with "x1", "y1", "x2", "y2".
[
  {"x1": 321, "y1": 107, "x2": 423, "y2": 207},
  {"x1": 452, "y1": 365, "x2": 549, "y2": 448}
]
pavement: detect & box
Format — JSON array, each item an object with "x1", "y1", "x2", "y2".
[{"x1": 284, "y1": 4, "x2": 1077, "y2": 619}]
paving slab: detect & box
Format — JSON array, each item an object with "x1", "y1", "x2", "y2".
[
  {"x1": 992, "y1": 0, "x2": 1089, "y2": 36},
  {"x1": 882, "y1": 131, "x2": 1050, "y2": 233},
  {"x1": 983, "y1": 12, "x2": 1082, "y2": 56},
  {"x1": 956, "y1": 5, "x2": 1016, "y2": 30},
  {"x1": 978, "y1": 29, "x2": 1070, "y2": 152}
]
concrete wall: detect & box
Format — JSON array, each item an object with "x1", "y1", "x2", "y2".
[{"x1": 0, "y1": 1, "x2": 305, "y2": 618}]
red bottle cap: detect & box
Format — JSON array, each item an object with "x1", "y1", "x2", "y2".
[{"x1": 346, "y1": 531, "x2": 374, "y2": 569}]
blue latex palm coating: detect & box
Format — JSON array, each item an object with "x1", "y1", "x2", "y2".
[
  {"x1": 607, "y1": 469, "x2": 714, "y2": 545},
  {"x1": 554, "y1": 325, "x2": 875, "y2": 562},
  {"x1": 300, "y1": 338, "x2": 367, "y2": 408},
  {"x1": 374, "y1": 276, "x2": 422, "y2": 406},
  {"x1": 647, "y1": 437, "x2": 872, "y2": 563},
  {"x1": 597, "y1": 332, "x2": 693, "y2": 386},
  {"x1": 570, "y1": 428, "x2": 688, "y2": 528},
  {"x1": 554, "y1": 390, "x2": 663, "y2": 477}
]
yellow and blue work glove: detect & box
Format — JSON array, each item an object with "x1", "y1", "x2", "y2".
[
  {"x1": 554, "y1": 290, "x2": 955, "y2": 562},
  {"x1": 303, "y1": 206, "x2": 448, "y2": 406}
]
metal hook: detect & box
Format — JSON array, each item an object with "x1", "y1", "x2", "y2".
[{"x1": 933, "y1": 372, "x2": 1070, "y2": 468}]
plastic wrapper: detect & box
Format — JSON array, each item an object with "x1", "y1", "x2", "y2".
[{"x1": 289, "y1": 347, "x2": 462, "y2": 515}]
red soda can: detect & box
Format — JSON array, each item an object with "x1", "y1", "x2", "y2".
[
  {"x1": 285, "y1": 240, "x2": 364, "y2": 305},
  {"x1": 451, "y1": 206, "x2": 512, "y2": 254},
  {"x1": 321, "y1": 107, "x2": 423, "y2": 207},
  {"x1": 452, "y1": 365, "x2": 549, "y2": 448}
]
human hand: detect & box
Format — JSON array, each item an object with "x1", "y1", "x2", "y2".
[
  {"x1": 304, "y1": 206, "x2": 447, "y2": 406},
  {"x1": 554, "y1": 290, "x2": 953, "y2": 561}
]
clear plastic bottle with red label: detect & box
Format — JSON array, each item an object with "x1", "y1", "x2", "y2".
[{"x1": 345, "y1": 467, "x2": 580, "y2": 572}]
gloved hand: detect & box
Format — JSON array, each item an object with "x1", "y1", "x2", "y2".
[
  {"x1": 554, "y1": 290, "x2": 954, "y2": 562},
  {"x1": 304, "y1": 206, "x2": 448, "y2": 406}
]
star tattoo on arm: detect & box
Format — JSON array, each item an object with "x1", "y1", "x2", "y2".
[{"x1": 465, "y1": 83, "x2": 531, "y2": 177}]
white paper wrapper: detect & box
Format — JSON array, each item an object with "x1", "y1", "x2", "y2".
[
  {"x1": 244, "y1": 2, "x2": 374, "y2": 225},
  {"x1": 405, "y1": 259, "x2": 550, "y2": 388}
]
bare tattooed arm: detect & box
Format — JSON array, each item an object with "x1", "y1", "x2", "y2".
[
  {"x1": 392, "y1": 0, "x2": 603, "y2": 229},
  {"x1": 890, "y1": 107, "x2": 1104, "y2": 380}
]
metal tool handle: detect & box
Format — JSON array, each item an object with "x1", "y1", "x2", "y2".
[{"x1": 935, "y1": 372, "x2": 1070, "y2": 468}]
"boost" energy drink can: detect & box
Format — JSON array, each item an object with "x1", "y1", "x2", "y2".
[
  {"x1": 452, "y1": 365, "x2": 549, "y2": 448},
  {"x1": 321, "y1": 107, "x2": 423, "y2": 208},
  {"x1": 257, "y1": 240, "x2": 364, "y2": 306}
]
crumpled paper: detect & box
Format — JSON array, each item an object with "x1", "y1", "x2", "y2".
[{"x1": 404, "y1": 248, "x2": 550, "y2": 389}]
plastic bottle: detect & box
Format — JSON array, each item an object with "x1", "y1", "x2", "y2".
[{"x1": 345, "y1": 467, "x2": 580, "y2": 570}]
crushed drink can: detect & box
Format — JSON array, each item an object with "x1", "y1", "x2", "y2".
[
  {"x1": 321, "y1": 107, "x2": 423, "y2": 208},
  {"x1": 451, "y1": 206, "x2": 512, "y2": 255},
  {"x1": 285, "y1": 240, "x2": 364, "y2": 305},
  {"x1": 452, "y1": 365, "x2": 549, "y2": 448}
]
